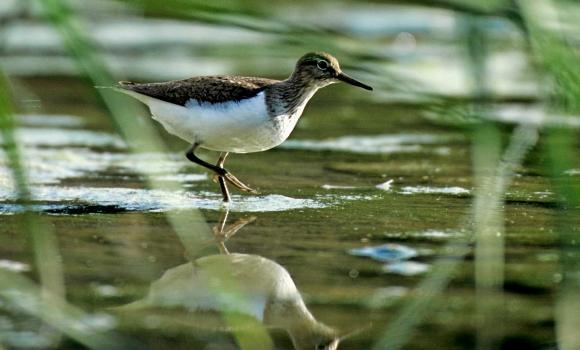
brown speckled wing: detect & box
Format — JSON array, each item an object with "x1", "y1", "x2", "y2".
[{"x1": 118, "y1": 76, "x2": 279, "y2": 106}]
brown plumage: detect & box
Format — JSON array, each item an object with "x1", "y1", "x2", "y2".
[
  {"x1": 116, "y1": 52, "x2": 370, "y2": 109},
  {"x1": 118, "y1": 76, "x2": 279, "y2": 106}
]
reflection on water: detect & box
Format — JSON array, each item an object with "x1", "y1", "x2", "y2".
[
  {"x1": 117, "y1": 212, "x2": 340, "y2": 350},
  {"x1": 281, "y1": 134, "x2": 455, "y2": 155}
]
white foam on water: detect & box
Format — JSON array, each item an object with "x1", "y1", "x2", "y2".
[
  {"x1": 565, "y1": 169, "x2": 580, "y2": 176},
  {"x1": 281, "y1": 134, "x2": 455, "y2": 154},
  {"x1": 97, "y1": 152, "x2": 188, "y2": 175},
  {"x1": 0, "y1": 260, "x2": 30, "y2": 273},
  {"x1": 0, "y1": 147, "x2": 105, "y2": 185},
  {"x1": 375, "y1": 180, "x2": 394, "y2": 191},
  {"x1": 0, "y1": 147, "x2": 206, "y2": 187},
  {"x1": 399, "y1": 186, "x2": 470, "y2": 195},
  {"x1": 0, "y1": 186, "x2": 365, "y2": 213},
  {"x1": 0, "y1": 116, "x2": 379, "y2": 214},
  {"x1": 153, "y1": 174, "x2": 208, "y2": 182},
  {"x1": 321, "y1": 184, "x2": 358, "y2": 190},
  {"x1": 416, "y1": 229, "x2": 456, "y2": 238},
  {"x1": 382, "y1": 229, "x2": 461, "y2": 240},
  {"x1": 223, "y1": 194, "x2": 327, "y2": 212}
]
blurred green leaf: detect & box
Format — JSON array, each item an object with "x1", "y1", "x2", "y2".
[{"x1": 34, "y1": 0, "x2": 274, "y2": 348}]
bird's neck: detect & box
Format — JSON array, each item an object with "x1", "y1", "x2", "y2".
[
  {"x1": 263, "y1": 292, "x2": 338, "y2": 349},
  {"x1": 279, "y1": 301, "x2": 337, "y2": 350},
  {"x1": 264, "y1": 297, "x2": 314, "y2": 327},
  {"x1": 265, "y1": 74, "x2": 319, "y2": 118}
]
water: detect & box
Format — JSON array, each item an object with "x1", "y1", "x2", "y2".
[{"x1": 0, "y1": 1, "x2": 576, "y2": 349}]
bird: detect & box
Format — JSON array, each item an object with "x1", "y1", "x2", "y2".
[
  {"x1": 115, "y1": 52, "x2": 373, "y2": 202},
  {"x1": 115, "y1": 213, "x2": 341, "y2": 350},
  {"x1": 117, "y1": 254, "x2": 340, "y2": 350}
]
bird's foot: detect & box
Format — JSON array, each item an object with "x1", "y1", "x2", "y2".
[{"x1": 212, "y1": 171, "x2": 258, "y2": 194}]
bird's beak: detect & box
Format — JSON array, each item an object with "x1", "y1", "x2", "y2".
[{"x1": 336, "y1": 72, "x2": 373, "y2": 91}]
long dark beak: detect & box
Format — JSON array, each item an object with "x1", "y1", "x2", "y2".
[{"x1": 337, "y1": 72, "x2": 373, "y2": 91}]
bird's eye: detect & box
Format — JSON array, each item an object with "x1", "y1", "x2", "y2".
[{"x1": 317, "y1": 60, "x2": 329, "y2": 70}]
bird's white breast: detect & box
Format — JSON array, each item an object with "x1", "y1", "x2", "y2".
[
  {"x1": 146, "y1": 92, "x2": 301, "y2": 153},
  {"x1": 139, "y1": 254, "x2": 301, "y2": 321}
]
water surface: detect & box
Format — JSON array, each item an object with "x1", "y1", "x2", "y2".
[{"x1": 0, "y1": 1, "x2": 573, "y2": 349}]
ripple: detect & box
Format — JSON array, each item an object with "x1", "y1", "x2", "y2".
[
  {"x1": 0, "y1": 260, "x2": 30, "y2": 273},
  {"x1": 1, "y1": 147, "x2": 106, "y2": 186},
  {"x1": 0, "y1": 128, "x2": 126, "y2": 148},
  {"x1": 0, "y1": 186, "x2": 369, "y2": 214},
  {"x1": 382, "y1": 229, "x2": 460, "y2": 240},
  {"x1": 281, "y1": 134, "x2": 456, "y2": 154},
  {"x1": 399, "y1": 186, "x2": 470, "y2": 195},
  {"x1": 375, "y1": 180, "x2": 394, "y2": 191},
  {"x1": 321, "y1": 184, "x2": 358, "y2": 190},
  {"x1": 0, "y1": 147, "x2": 205, "y2": 187}
]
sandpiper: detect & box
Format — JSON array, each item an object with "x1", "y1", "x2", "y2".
[
  {"x1": 117, "y1": 213, "x2": 342, "y2": 350},
  {"x1": 116, "y1": 52, "x2": 372, "y2": 202},
  {"x1": 119, "y1": 253, "x2": 340, "y2": 350}
]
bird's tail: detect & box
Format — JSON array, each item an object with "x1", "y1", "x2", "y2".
[
  {"x1": 95, "y1": 81, "x2": 134, "y2": 91},
  {"x1": 97, "y1": 81, "x2": 156, "y2": 105}
]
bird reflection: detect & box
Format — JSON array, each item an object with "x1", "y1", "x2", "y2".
[{"x1": 118, "y1": 210, "x2": 340, "y2": 350}]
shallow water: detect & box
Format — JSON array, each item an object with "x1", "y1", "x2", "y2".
[
  {"x1": 0, "y1": 1, "x2": 578, "y2": 350},
  {"x1": 0, "y1": 106, "x2": 562, "y2": 349}
]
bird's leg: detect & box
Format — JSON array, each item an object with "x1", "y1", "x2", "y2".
[
  {"x1": 213, "y1": 210, "x2": 230, "y2": 254},
  {"x1": 212, "y1": 210, "x2": 257, "y2": 255},
  {"x1": 214, "y1": 152, "x2": 257, "y2": 194},
  {"x1": 215, "y1": 152, "x2": 231, "y2": 202},
  {"x1": 185, "y1": 144, "x2": 257, "y2": 198}
]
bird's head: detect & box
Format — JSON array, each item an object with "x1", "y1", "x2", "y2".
[
  {"x1": 293, "y1": 52, "x2": 372, "y2": 91},
  {"x1": 290, "y1": 321, "x2": 340, "y2": 350}
]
